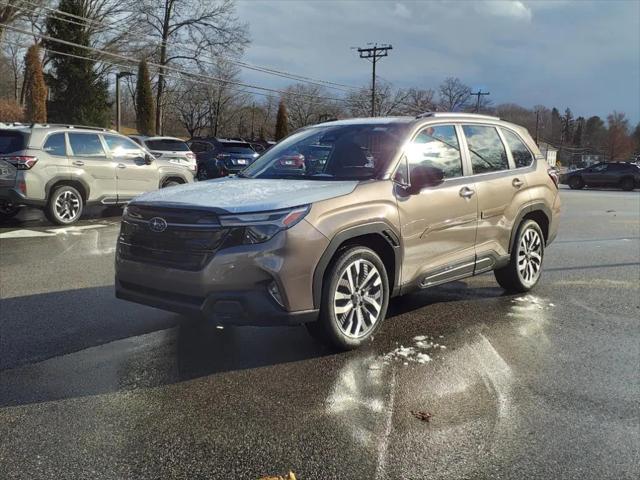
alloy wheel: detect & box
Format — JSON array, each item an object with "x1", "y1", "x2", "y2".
[
  {"x1": 54, "y1": 190, "x2": 81, "y2": 222},
  {"x1": 333, "y1": 259, "x2": 383, "y2": 339},
  {"x1": 517, "y1": 228, "x2": 543, "y2": 287}
]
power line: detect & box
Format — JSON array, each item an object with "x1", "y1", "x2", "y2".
[
  {"x1": 1, "y1": 22, "x2": 348, "y2": 103},
  {"x1": 3, "y1": 0, "x2": 358, "y2": 92},
  {"x1": 356, "y1": 43, "x2": 392, "y2": 117}
]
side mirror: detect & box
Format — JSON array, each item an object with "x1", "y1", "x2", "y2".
[
  {"x1": 144, "y1": 153, "x2": 154, "y2": 165},
  {"x1": 406, "y1": 165, "x2": 445, "y2": 194}
]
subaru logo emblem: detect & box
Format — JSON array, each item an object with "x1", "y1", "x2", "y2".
[{"x1": 149, "y1": 217, "x2": 167, "y2": 233}]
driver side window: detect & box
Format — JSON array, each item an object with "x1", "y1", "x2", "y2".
[{"x1": 406, "y1": 125, "x2": 463, "y2": 179}]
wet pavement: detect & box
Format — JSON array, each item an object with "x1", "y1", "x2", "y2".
[{"x1": 0, "y1": 188, "x2": 639, "y2": 479}]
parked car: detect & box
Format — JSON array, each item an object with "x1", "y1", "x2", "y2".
[
  {"x1": 187, "y1": 138, "x2": 260, "y2": 180},
  {"x1": 130, "y1": 135, "x2": 197, "y2": 176},
  {"x1": 0, "y1": 124, "x2": 194, "y2": 224},
  {"x1": 560, "y1": 162, "x2": 639, "y2": 190},
  {"x1": 115, "y1": 113, "x2": 560, "y2": 350}
]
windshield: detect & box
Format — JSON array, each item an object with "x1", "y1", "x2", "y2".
[
  {"x1": 0, "y1": 130, "x2": 28, "y2": 154},
  {"x1": 144, "y1": 139, "x2": 190, "y2": 151},
  {"x1": 219, "y1": 143, "x2": 255, "y2": 154},
  {"x1": 242, "y1": 123, "x2": 407, "y2": 180}
]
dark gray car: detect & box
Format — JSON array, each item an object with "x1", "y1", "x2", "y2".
[{"x1": 560, "y1": 162, "x2": 639, "y2": 190}]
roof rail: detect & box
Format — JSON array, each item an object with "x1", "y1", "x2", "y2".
[
  {"x1": 415, "y1": 112, "x2": 500, "y2": 120},
  {"x1": 29, "y1": 123, "x2": 115, "y2": 132}
]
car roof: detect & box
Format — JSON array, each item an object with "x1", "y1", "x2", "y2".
[{"x1": 140, "y1": 136, "x2": 187, "y2": 142}]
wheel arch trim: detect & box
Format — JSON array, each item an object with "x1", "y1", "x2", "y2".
[
  {"x1": 312, "y1": 221, "x2": 402, "y2": 308},
  {"x1": 508, "y1": 202, "x2": 552, "y2": 254}
]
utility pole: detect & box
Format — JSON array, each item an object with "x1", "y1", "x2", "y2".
[
  {"x1": 471, "y1": 89, "x2": 490, "y2": 113},
  {"x1": 356, "y1": 43, "x2": 392, "y2": 117},
  {"x1": 115, "y1": 71, "x2": 133, "y2": 132},
  {"x1": 535, "y1": 109, "x2": 540, "y2": 145},
  {"x1": 250, "y1": 102, "x2": 255, "y2": 139}
]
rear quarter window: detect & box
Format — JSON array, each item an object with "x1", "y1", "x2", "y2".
[
  {"x1": 501, "y1": 129, "x2": 534, "y2": 168},
  {"x1": 0, "y1": 130, "x2": 28, "y2": 154},
  {"x1": 43, "y1": 133, "x2": 67, "y2": 156}
]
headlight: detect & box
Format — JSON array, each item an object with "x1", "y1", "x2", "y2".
[{"x1": 219, "y1": 205, "x2": 310, "y2": 244}]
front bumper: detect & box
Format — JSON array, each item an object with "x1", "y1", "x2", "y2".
[
  {"x1": 115, "y1": 218, "x2": 329, "y2": 326},
  {"x1": 115, "y1": 278, "x2": 318, "y2": 325}
]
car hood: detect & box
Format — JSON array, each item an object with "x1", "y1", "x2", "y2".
[{"x1": 131, "y1": 177, "x2": 359, "y2": 213}]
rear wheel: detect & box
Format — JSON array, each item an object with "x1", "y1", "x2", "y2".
[
  {"x1": 494, "y1": 219, "x2": 545, "y2": 293},
  {"x1": 45, "y1": 185, "x2": 83, "y2": 225},
  {"x1": 162, "y1": 179, "x2": 182, "y2": 188},
  {"x1": 620, "y1": 177, "x2": 635, "y2": 191},
  {"x1": 569, "y1": 176, "x2": 584, "y2": 189},
  {"x1": 0, "y1": 202, "x2": 20, "y2": 221},
  {"x1": 306, "y1": 246, "x2": 389, "y2": 350},
  {"x1": 196, "y1": 166, "x2": 209, "y2": 181}
]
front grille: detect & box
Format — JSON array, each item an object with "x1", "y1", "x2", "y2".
[{"x1": 118, "y1": 215, "x2": 230, "y2": 271}]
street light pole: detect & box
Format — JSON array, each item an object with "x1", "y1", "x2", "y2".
[{"x1": 115, "y1": 71, "x2": 133, "y2": 132}]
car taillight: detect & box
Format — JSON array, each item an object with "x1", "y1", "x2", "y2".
[
  {"x1": 186, "y1": 152, "x2": 195, "y2": 160},
  {"x1": 1, "y1": 155, "x2": 38, "y2": 169},
  {"x1": 547, "y1": 168, "x2": 559, "y2": 188},
  {"x1": 216, "y1": 153, "x2": 230, "y2": 160}
]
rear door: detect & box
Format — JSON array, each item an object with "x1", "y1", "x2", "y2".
[
  {"x1": 461, "y1": 124, "x2": 532, "y2": 268},
  {"x1": 103, "y1": 134, "x2": 158, "y2": 201},
  {"x1": 581, "y1": 163, "x2": 608, "y2": 186},
  {"x1": 396, "y1": 124, "x2": 478, "y2": 287},
  {"x1": 67, "y1": 132, "x2": 116, "y2": 202}
]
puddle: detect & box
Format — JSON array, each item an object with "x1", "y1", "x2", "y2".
[{"x1": 379, "y1": 334, "x2": 447, "y2": 366}]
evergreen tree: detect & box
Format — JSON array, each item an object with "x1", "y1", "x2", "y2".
[
  {"x1": 550, "y1": 107, "x2": 562, "y2": 144},
  {"x1": 23, "y1": 44, "x2": 47, "y2": 123},
  {"x1": 136, "y1": 60, "x2": 155, "y2": 135},
  {"x1": 572, "y1": 117, "x2": 584, "y2": 147},
  {"x1": 584, "y1": 116, "x2": 606, "y2": 151},
  {"x1": 561, "y1": 108, "x2": 574, "y2": 144},
  {"x1": 274, "y1": 99, "x2": 288, "y2": 141},
  {"x1": 44, "y1": 0, "x2": 110, "y2": 126}
]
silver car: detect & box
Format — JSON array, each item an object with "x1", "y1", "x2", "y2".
[
  {"x1": 0, "y1": 125, "x2": 194, "y2": 224},
  {"x1": 130, "y1": 136, "x2": 197, "y2": 176}
]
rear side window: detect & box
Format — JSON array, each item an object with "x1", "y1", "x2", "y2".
[
  {"x1": 68, "y1": 133, "x2": 105, "y2": 157},
  {"x1": 502, "y1": 129, "x2": 533, "y2": 168},
  {"x1": 462, "y1": 125, "x2": 509, "y2": 174},
  {"x1": 0, "y1": 130, "x2": 27, "y2": 154},
  {"x1": 406, "y1": 124, "x2": 463, "y2": 179},
  {"x1": 43, "y1": 133, "x2": 67, "y2": 156},
  {"x1": 145, "y1": 139, "x2": 189, "y2": 151},
  {"x1": 103, "y1": 135, "x2": 143, "y2": 156}
]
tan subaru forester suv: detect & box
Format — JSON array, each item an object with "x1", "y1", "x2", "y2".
[
  {"x1": 0, "y1": 124, "x2": 194, "y2": 224},
  {"x1": 115, "y1": 113, "x2": 560, "y2": 349}
]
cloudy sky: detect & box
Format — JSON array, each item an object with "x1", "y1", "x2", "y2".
[{"x1": 235, "y1": 0, "x2": 640, "y2": 123}]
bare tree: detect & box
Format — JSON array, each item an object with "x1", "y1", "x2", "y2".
[
  {"x1": 438, "y1": 77, "x2": 471, "y2": 112},
  {"x1": 606, "y1": 111, "x2": 634, "y2": 161},
  {"x1": 399, "y1": 88, "x2": 436, "y2": 115},
  {"x1": 0, "y1": 0, "x2": 48, "y2": 44},
  {"x1": 137, "y1": 0, "x2": 249, "y2": 134}
]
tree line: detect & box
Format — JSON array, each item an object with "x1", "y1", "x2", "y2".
[{"x1": 1, "y1": 0, "x2": 638, "y2": 163}]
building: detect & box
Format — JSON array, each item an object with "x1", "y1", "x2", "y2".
[{"x1": 538, "y1": 142, "x2": 558, "y2": 167}]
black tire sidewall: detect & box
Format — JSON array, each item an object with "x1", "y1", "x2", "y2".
[
  {"x1": 621, "y1": 178, "x2": 634, "y2": 191},
  {"x1": 569, "y1": 176, "x2": 583, "y2": 189},
  {"x1": 318, "y1": 246, "x2": 390, "y2": 350},
  {"x1": 47, "y1": 185, "x2": 83, "y2": 225}
]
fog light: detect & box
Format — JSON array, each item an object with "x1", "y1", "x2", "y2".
[{"x1": 268, "y1": 281, "x2": 284, "y2": 307}]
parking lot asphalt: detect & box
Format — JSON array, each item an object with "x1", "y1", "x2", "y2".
[{"x1": 0, "y1": 187, "x2": 639, "y2": 480}]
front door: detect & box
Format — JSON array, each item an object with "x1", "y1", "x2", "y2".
[
  {"x1": 396, "y1": 124, "x2": 478, "y2": 289},
  {"x1": 103, "y1": 134, "x2": 158, "y2": 201},
  {"x1": 67, "y1": 132, "x2": 116, "y2": 203}
]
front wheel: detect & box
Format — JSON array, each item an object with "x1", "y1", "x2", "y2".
[
  {"x1": 306, "y1": 246, "x2": 389, "y2": 350},
  {"x1": 45, "y1": 185, "x2": 84, "y2": 225},
  {"x1": 494, "y1": 219, "x2": 545, "y2": 293},
  {"x1": 196, "y1": 166, "x2": 209, "y2": 181},
  {"x1": 620, "y1": 177, "x2": 635, "y2": 191}
]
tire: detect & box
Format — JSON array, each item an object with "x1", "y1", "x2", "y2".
[
  {"x1": 196, "y1": 166, "x2": 209, "y2": 181},
  {"x1": 162, "y1": 179, "x2": 182, "y2": 188},
  {"x1": 45, "y1": 185, "x2": 84, "y2": 225},
  {"x1": 306, "y1": 246, "x2": 389, "y2": 350},
  {"x1": 568, "y1": 176, "x2": 584, "y2": 190},
  {"x1": 620, "y1": 177, "x2": 635, "y2": 191},
  {"x1": 0, "y1": 202, "x2": 20, "y2": 221},
  {"x1": 494, "y1": 219, "x2": 545, "y2": 293}
]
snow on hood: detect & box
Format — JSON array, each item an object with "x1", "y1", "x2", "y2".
[{"x1": 131, "y1": 177, "x2": 359, "y2": 213}]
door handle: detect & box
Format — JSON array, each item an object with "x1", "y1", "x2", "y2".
[
  {"x1": 72, "y1": 160, "x2": 84, "y2": 166},
  {"x1": 459, "y1": 186, "x2": 475, "y2": 198},
  {"x1": 117, "y1": 163, "x2": 127, "y2": 169},
  {"x1": 512, "y1": 178, "x2": 524, "y2": 188}
]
